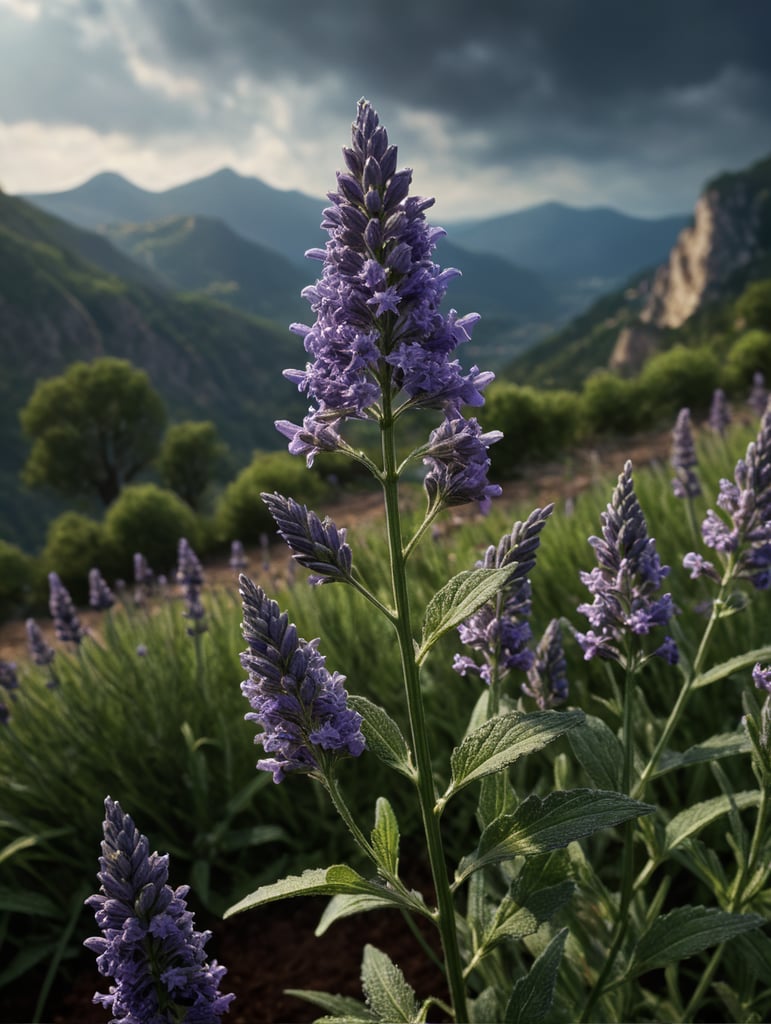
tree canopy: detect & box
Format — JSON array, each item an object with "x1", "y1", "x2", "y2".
[{"x1": 20, "y1": 357, "x2": 166, "y2": 505}]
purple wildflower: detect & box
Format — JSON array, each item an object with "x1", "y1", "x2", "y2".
[
  {"x1": 262, "y1": 493, "x2": 353, "y2": 586},
  {"x1": 133, "y1": 552, "x2": 153, "y2": 606},
  {"x1": 48, "y1": 572, "x2": 85, "y2": 645},
  {"x1": 453, "y1": 506, "x2": 553, "y2": 684},
  {"x1": 239, "y1": 575, "x2": 365, "y2": 783},
  {"x1": 89, "y1": 568, "x2": 115, "y2": 611},
  {"x1": 748, "y1": 372, "x2": 768, "y2": 418},
  {"x1": 136, "y1": 644, "x2": 148, "y2": 658},
  {"x1": 176, "y1": 538, "x2": 206, "y2": 636},
  {"x1": 423, "y1": 415, "x2": 503, "y2": 514},
  {"x1": 228, "y1": 540, "x2": 248, "y2": 572},
  {"x1": 689, "y1": 404, "x2": 771, "y2": 589},
  {"x1": 576, "y1": 461, "x2": 677, "y2": 664},
  {"x1": 752, "y1": 663, "x2": 771, "y2": 694},
  {"x1": 0, "y1": 659, "x2": 18, "y2": 693},
  {"x1": 522, "y1": 619, "x2": 569, "y2": 709},
  {"x1": 25, "y1": 618, "x2": 55, "y2": 667},
  {"x1": 84, "y1": 796, "x2": 234, "y2": 1021},
  {"x1": 709, "y1": 388, "x2": 731, "y2": 437},
  {"x1": 670, "y1": 408, "x2": 701, "y2": 499}
]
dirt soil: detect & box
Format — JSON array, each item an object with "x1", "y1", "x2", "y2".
[{"x1": 0, "y1": 431, "x2": 674, "y2": 1024}]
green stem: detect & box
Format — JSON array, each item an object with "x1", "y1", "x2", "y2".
[{"x1": 380, "y1": 398, "x2": 468, "y2": 1023}]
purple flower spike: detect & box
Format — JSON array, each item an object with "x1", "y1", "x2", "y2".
[
  {"x1": 261, "y1": 493, "x2": 353, "y2": 586},
  {"x1": 88, "y1": 568, "x2": 115, "y2": 611},
  {"x1": 576, "y1": 461, "x2": 677, "y2": 664},
  {"x1": 423, "y1": 415, "x2": 503, "y2": 513},
  {"x1": 522, "y1": 619, "x2": 569, "y2": 709},
  {"x1": 709, "y1": 388, "x2": 731, "y2": 437},
  {"x1": 281, "y1": 98, "x2": 493, "y2": 446},
  {"x1": 753, "y1": 663, "x2": 771, "y2": 694},
  {"x1": 239, "y1": 575, "x2": 365, "y2": 783},
  {"x1": 25, "y1": 618, "x2": 55, "y2": 667},
  {"x1": 85, "y1": 797, "x2": 234, "y2": 1021},
  {"x1": 176, "y1": 538, "x2": 207, "y2": 636},
  {"x1": 454, "y1": 506, "x2": 554, "y2": 684},
  {"x1": 0, "y1": 659, "x2": 18, "y2": 693},
  {"x1": 48, "y1": 572, "x2": 85, "y2": 645},
  {"x1": 691, "y1": 404, "x2": 771, "y2": 589},
  {"x1": 229, "y1": 540, "x2": 248, "y2": 571},
  {"x1": 748, "y1": 372, "x2": 769, "y2": 418},
  {"x1": 670, "y1": 408, "x2": 701, "y2": 499}
]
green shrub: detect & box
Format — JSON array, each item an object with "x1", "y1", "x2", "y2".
[
  {"x1": 723, "y1": 328, "x2": 771, "y2": 393},
  {"x1": 485, "y1": 382, "x2": 581, "y2": 477},
  {"x1": 636, "y1": 344, "x2": 719, "y2": 421},
  {"x1": 40, "y1": 511, "x2": 105, "y2": 604},
  {"x1": 735, "y1": 277, "x2": 771, "y2": 330},
  {"x1": 216, "y1": 451, "x2": 330, "y2": 543},
  {"x1": 0, "y1": 539, "x2": 36, "y2": 621},
  {"x1": 103, "y1": 483, "x2": 201, "y2": 578},
  {"x1": 579, "y1": 370, "x2": 643, "y2": 436}
]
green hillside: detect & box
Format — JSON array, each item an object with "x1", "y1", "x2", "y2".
[{"x1": 0, "y1": 192, "x2": 307, "y2": 549}]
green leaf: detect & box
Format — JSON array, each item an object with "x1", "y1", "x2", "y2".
[
  {"x1": 316, "y1": 893, "x2": 408, "y2": 936},
  {"x1": 445, "y1": 710, "x2": 584, "y2": 803},
  {"x1": 664, "y1": 792, "x2": 760, "y2": 853},
  {"x1": 417, "y1": 566, "x2": 515, "y2": 663},
  {"x1": 469, "y1": 988, "x2": 500, "y2": 1023},
  {"x1": 224, "y1": 865, "x2": 415, "y2": 918},
  {"x1": 284, "y1": 989, "x2": 376, "y2": 1021},
  {"x1": 504, "y1": 928, "x2": 568, "y2": 1024},
  {"x1": 632, "y1": 906, "x2": 765, "y2": 974},
  {"x1": 693, "y1": 646, "x2": 771, "y2": 689},
  {"x1": 348, "y1": 696, "x2": 415, "y2": 779},
  {"x1": 568, "y1": 715, "x2": 623, "y2": 791},
  {"x1": 655, "y1": 732, "x2": 753, "y2": 777},
  {"x1": 486, "y1": 882, "x2": 573, "y2": 948},
  {"x1": 0, "y1": 885, "x2": 60, "y2": 917},
  {"x1": 218, "y1": 824, "x2": 289, "y2": 852},
  {"x1": 478, "y1": 773, "x2": 518, "y2": 830},
  {"x1": 361, "y1": 944, "x2": 419, "y2": 1022},
  {"x1": 457, "y1": 790, "x2": 652, "y2": 884},
  {"x1": 371, "y1": 797, "x2": 400, "y2": 878}
]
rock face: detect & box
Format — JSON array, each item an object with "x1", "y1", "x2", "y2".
[
  {"x1": 640, "y1": 182, "x2": 761, "y2": 330},
  {"x1": 608, "y1": 323, "x2": 661, "y2": 375}
]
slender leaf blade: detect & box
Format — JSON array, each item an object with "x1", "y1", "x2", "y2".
[
  {"x1": 361, "y1": 944, "x2": 419, "y2": 1023},
  {"x1": 664, "y1": 792, "x2": 760, "y2": 853},
  {"x1": 371, "y1": 797, "x2": 400, "y2": 878},
  {"x1": 632, "y1": 907, "x2": 765, "y2": 974},
  {"x1": 693, "y1": 646, "x2": 771, "y2": 689},
  {"x1": 568, "y1": 715, "x2": 623, "y2": 791},
  {"x1": 504, "y1": 928, "x2": 568, "y2": 1024}
]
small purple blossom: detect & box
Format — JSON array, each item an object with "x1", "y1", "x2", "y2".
[
  {"x1": 25, "y1": 618, "x2": 55, "y2": 667},
  {"x1": 682, "y1": 552, "x2": 720, "y2": 582},
  {"x1": 48, "y1": 572, "x2": 86, "y2": 645},
  {"x1": 453, "y1": 506, "x2": 553, "y2": 685},
  {"x1": 261, "y1": 493, "x2": 353, "y2": 585},
  {"x1": 89, "y1": 568, "x2": 115, "y2": 611},
  {"x1": 423, "y1": 415, "x2": 503, "y2": 514},
  {"x1": 239, "y1": 575, "x2": 365, "y2": 783},
  {"x1": 576, "y1": 461, "x2": 677, "y2": 664},
  {"x1": 752, "y1": 663, "x2": 771, "y2": 694},
  {"x1": 85, "y1": 796, "x2": 234, "y2": 1021},
  {"x1": 709, "y1": 388, "x2": 731, "y2": 437},
  {"x1": 522, "y1": 619, "x2": 569, "y2": 709},
  {"x1": 176, "y1": 538, "x2": 206, "y2": 636},
  {"x1": 670, "y1": 408, "x2": 701, "y2": 499}
]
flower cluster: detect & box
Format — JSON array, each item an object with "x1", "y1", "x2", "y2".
[
  {"x1": 25, "y1": 617, "x2": 55, "y2": 667},
  {"x1": 522, "y1": 619, "x2": 569, "y2": 709},
  {"x1": 670, "y1": 408, "x2": 701, "y2": 499},
  {"x1": 176, "y1": 538, "x2": 206, "y2": 636},
  {"x1": 279, "y1": 99, "x2": 499, "y2": 509},
  {"x1": 453, "y1": 505, "x2": 553, "y2": 684},
  {"x1": 239, "y1": 575, "x2": 365, "y2": 783},
  {"x1": 689, "y1": 403, "x2": 771, "y2": 589},
  {"x1": 85, "y1": 797, "x2": 234, "y2": 1022},
  {"x1": 89, "y1": 567, "x2": 115, "y2": 611},
  {"x1": 262, "y1": 492, "x2": 353, "y2": 585},
  {"x1": 576, "y1": 461, "x2": 677, "y2": 664},
  {"x1": 48, "y1": 571, "x2": 86, "y2": 645}
]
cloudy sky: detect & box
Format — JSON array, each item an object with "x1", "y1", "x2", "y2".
[{"x1": 1, "y1": 0, "x2": 770, "y2": 220}]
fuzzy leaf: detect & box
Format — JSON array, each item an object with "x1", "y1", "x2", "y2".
[
  {"x1": 632, "y1": 907, "x2": 765, "y2": 974},
  {"x1": 445, "y1": 710, "x2": 584, "y2": 801},
  {"x1": 693, "y1": 645, "x2": 771, "y2": 689},
  {"x1": 664, "y1": 792, "x2": 760, "y2": 853},
  {"x1": 361, "y1": 944, "x2": 419, "y2": 1022},
  {"x1": 417, "y1": 566, "x2": 515, "y2": 663},
  {"x1": 457, "y1": 790, "x2": 652, "y2": 883},
  {"x1": 348, "y1": 696, "x2": 415, "y2": 779},
  {"x1": 655, "y1": 732, "x2": 753, "y2": 776},
  {"x1": 284, "y1": 989, "x2": 376, "y2": 1021},
  {"x1": 568, "y1": 715, "x2": 623, "y2": 791},
  {"x1": 504, "y1": 928, "x2": 568, "y2": 1024},
  {"x1": 469, "y1": 988, "x2": 500, "y2": 1024},
  {"x1": 316, "y1": 893, "x2": 408, "y2": 936},
  {"x1": 371, "y1": 797, "x2": 400, "y2": 878}
]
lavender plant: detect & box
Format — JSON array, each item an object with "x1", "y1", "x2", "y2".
[{"x1": 224, "y1": 99, "x2": 653, "y2": 1024}]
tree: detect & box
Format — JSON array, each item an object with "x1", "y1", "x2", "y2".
[
  {"x1": 157, "y1": 420, "x2": 228, "y2": 510},
  {"x1": 20, "y1": 357, "x2": 166, "y2": 505}
]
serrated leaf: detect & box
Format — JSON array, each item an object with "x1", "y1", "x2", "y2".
[
  {"x1": 504, "y1": 928, "x2": 567, "y2": 1024},
  {"x1": 693, "y1": 646, "x2": 771, "y2": 689},
  {"x1": 371, "y1": 797, "x2": 400, "y2": 877},
  {"x1": 361, "y1": 944, "x2": 419, "y2": 1022},
  {"x1": 567, "y1": 715, "x2": 623, "y2": 791},
  {"x1": 417, "y1": 566, "x2": 515, "y2": 663},
  {"x1": 445, "y1": 710, "x2": 584, "y2": 802},
  {"x1": 348, "y1": 696, "x2": 415, "y2": 779},
  {"x1": 457, "y1": 790, "x2": 652, "y2": 884},
  {"x1": 655, "y1": 731, "x2": 753, "y2": 776},
  {"x1": 632, "y1": 906, "x2": 765, "y2": 974},
  {"x1": 284, "y1": 988, "x2": 377, "y2": 1021},
  {"x1": 664, "y1": 792, "x2": 760, "y2": 853},
  {"x1": 224, "y1": 865, "x2": 414, "y2": 918}
]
